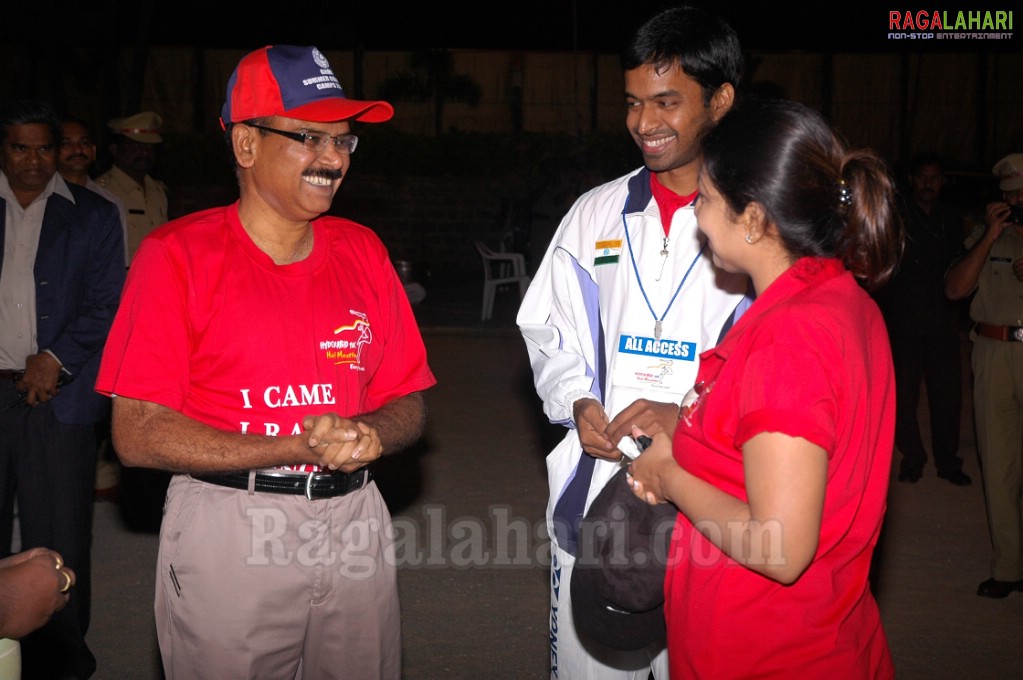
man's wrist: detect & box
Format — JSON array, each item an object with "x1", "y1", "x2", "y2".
[
  {"x1": 566, "y1": 390, "x2": 599, "y2": 409},
  {"x1": 40, "y1": 350, "x2": 71, "y2": 375}
]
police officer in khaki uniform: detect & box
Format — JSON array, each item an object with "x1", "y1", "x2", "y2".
[
  {"x1": 94, "y1": 112, "x2": 171, "y2": 527},
  {"x1": 946, "y1": 152, "x2": 1023, "y2": 599},
  {"x1": 94, "y1": 111, "x2": 168, "y2": 263}
]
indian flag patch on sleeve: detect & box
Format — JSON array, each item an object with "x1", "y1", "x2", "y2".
[{"x1": 594, "y1": 239, "x2": 623, "y2": 266}]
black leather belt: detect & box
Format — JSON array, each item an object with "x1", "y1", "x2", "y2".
[
  {"x1": 976, "y1": 323, "x2": 1023, "y2": 342},
  {"x1": 194, "y1": 468, "x2": 372, "y2": 500}
]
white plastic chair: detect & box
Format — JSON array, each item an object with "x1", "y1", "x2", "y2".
[{"x1": 474, "y1": 240, "x2": 530, "y2": 321}]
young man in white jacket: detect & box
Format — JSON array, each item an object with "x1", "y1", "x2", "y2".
[{"x1": 518, "y1": 7, "x2": 749, "y2": 678}]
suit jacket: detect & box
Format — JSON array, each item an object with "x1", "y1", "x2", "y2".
[{"x1": 0, "y1": 182, "x2": 125, "y2": 424}]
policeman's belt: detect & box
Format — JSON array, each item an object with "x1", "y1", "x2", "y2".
[{"x1": 976, "y1": 323, "x2": 1023, "y2": 343}]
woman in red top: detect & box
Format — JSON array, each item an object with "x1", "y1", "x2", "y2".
[{"x1": 628, "y1": 98, "x2": 902, "y2": 679}]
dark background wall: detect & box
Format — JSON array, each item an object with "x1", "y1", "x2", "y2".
[{"x1": 2, "y1": 3, "x2": 1020, "y2": 275}]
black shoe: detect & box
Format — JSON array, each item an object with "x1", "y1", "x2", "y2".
[
  {"x1": 976, "y1": 578, "x2": 1023, "y2": 598},
  {"x1": 898, "y1": 469, "x2": 922, "y2": 483},
  {"x1": 938, "y1": 470, "x2": 972, "y2": 486}
]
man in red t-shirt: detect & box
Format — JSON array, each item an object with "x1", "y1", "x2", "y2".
[{"x1": 96, "y1": 45, "x2": 435, "y2": 679}]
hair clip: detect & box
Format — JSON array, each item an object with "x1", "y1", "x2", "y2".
[{"x1": 838, "y1": 179, "x2": 852, "y2": 206}]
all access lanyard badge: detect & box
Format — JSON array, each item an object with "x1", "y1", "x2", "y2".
[{"x1": 621, "y1": 208, "x2": 705, "y2": 341}]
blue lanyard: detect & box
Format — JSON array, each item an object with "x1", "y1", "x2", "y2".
[{"x1": 622, "y1": 209, "x2": 705, "y2": 340}]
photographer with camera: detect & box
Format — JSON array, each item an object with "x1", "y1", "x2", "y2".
[{"x1": 946, "y1": 152, "x2": 1023, "y2": 599}]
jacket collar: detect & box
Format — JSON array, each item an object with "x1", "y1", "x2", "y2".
[{"x1": 623, "y1": 167, "x2": 653, "y2": 216}]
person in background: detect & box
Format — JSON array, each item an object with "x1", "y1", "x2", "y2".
[
  {"x1": 0, "y1": 548, "x2": 77, "y2": 679},
  {"x1": 628, "y1": 98, "x2": 899, "y2": 679},
  {"x1": 94, "y1": 112, "x2": 173, "y2": 526},
  {"x1": 0, "y1": 99, "x2": 125, "y2": 679},
  {"x1": 96, "y1": 45, "x2": 435, "y2": 679},
  {"x1": 875, "y1": 152, "x2": 970, "y2": 485},
  {"x1": 94, "y1": 111, "x2": 167, "y2": 263},
  {"x1": 945, "y1": 152, "x2": 1023, "y2": 598},
  {"x1": 58, "y1": 116, "x2": 130, "y2": 505},
  {"x1": 57, "y1": 117, "x2": 129, "y2": 266},
  {"x1": 517, "y1": 6, "x2": 749, "y2": 678}
]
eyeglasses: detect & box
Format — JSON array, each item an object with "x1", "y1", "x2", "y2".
[{"x1": 245, "y1": 123, "x2": 358, "y2": 155}]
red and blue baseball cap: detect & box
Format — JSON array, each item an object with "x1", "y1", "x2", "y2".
[{"x1": 220, "y1": 45, "x2": 394, "y2": 127}]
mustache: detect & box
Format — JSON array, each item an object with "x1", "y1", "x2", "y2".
[
  {"x1": 303, "y1": 167, "x2": 343, "y2": 181},
  {"x1": 65, "y1": 154, "x2": 89, "y2": 161}
]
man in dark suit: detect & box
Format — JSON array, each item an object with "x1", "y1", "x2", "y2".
[
  {"x1": 875, "y1": 152, "x2": 970, "y2": 487},
  {"x1": 0, "y1": 100, "x2": 124, "y2": 679}
]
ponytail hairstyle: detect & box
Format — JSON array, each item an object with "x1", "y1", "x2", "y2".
[{"x1": 700, "y1": 98, "x2": 903, "y2": 289}]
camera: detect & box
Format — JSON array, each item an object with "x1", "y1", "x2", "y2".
[{"x1": 1010, "y1": 204, "x2": 1023, "y2": 225}]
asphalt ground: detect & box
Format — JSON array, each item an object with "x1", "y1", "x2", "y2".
[{"x1": 85, "y1": 277, "x2": 1023, "y2": 679}]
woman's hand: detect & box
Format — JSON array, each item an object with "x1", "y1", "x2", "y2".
[{"x1": 625, "y1": 426, "x2": 678, "y2": 505}]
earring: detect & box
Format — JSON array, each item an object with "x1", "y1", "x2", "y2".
[{"x1": 745, "y1": 233, "x2": 753, "y2": 244}]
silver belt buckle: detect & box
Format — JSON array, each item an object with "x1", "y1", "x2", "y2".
[
  {"x1": 1013, "y1": 327, "x2": 1023, "y2": 343},
  {"x1": 305, "y1": 471, "x2": 316, "y2": 500}
]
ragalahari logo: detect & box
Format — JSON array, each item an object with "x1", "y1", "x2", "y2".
[{"x1": 888, "y1": 9, "x2": 1014, "y2": 40}]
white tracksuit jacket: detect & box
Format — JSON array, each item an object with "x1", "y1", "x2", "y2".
[{"x1": 518, "y1": 167, "x2": 749, "y2": 549}]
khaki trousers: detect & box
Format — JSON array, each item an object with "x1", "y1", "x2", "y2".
[
  {"x1": 972, "y1": 337, "x2": 1023, "y2": 581},
  {"x1": 155, "y1": 474, "x2": 400, "y2": 680}
]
